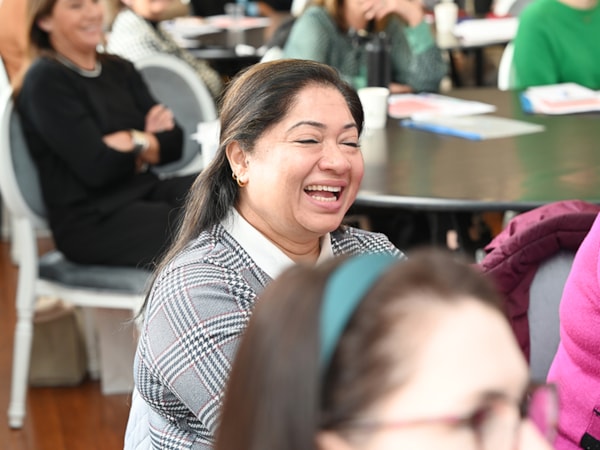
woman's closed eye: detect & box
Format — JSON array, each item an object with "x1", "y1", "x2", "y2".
[
  {"x1": 295, "y1": 138, "x2": 320, "y2": 145},
  {"x1": 67, "y1": 0, "x2": 84, "y2": 8},
  {"x1": 295, "y1": 139, "x2": 358, "y2": 147}
]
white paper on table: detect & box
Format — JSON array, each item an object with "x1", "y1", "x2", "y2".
[
  {"x1": 388, "y1": 93, "x2": 496, "y2": 120},
  {"x1": 521, "y1": 83, "x2": 600, "y2": 115},
  {"x1": 161, "y1": 17, "x2": 223, "y2": 39},
  {"x1": 402, "y1": 114, "x2": 545, "y2": 140},
  {"x1": 453, "y1": 17, "x2": 518, "y2": 45},
  {"x1": 204, "y1": 15, "x2": 271, "y2": 30},
  {"x1": 493, "y1": 0, "x2": 517, "y2": 16}
]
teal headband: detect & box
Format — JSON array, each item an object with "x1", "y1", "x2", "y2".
[{"x1": 320, "y1": 253, "x2": 398, "y2": 370}]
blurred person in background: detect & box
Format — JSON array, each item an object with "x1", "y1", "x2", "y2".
[
  {"x1": 216, "y1": 249, "x2": 558, "y2": 450},
  {"x1": 283, "y1": 0, "x2": 447, "y2": 93},
  {"x1": 107, "y1": 0, "x2": 223, "y2": 99},
  {"x1": 14, "y1": 0, "x2": 195, "y2": 268},
  {"x1": 513, "y1": 0, "x2": 600, "y2": 89}
]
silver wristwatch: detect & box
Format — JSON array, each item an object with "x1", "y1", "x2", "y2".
[{"x1": 130, "y1": 129, "x2": 149, "y2": 155}]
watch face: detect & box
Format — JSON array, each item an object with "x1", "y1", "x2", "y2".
[{"x1": 131, "y1": 130, "x2": 148, "y2": 154}]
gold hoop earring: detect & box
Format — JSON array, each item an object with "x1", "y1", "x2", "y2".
[{"x1": 232, "y1": 172, "x2": 247, "y2": 188}]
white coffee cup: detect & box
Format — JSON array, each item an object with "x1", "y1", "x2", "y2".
[
  {"x1": 434, "y1": 0, "x2": 458, "y2": 34},
  {"x1": 224, "y1": 2, "x2": 245, "y2": 22},
  {"x1": 358, "y1": 87, "x2": 390, "y2": 130}
]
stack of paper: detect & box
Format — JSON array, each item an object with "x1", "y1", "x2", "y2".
[
  {"x1": 453, "y1": 17, "x2": 518, "y2": 45},
  {"x1": 205, "y1": 15, "x2": 271, "y2": 30},
  {"x1": 520, "y1": 83, "x2": 600, "y2": 115},
  {"x1": 388, "y1": 93, "x2": 496, "y2": 120},
  {"x1": 162, "y1": 17, "x2": 222, "y2": 39},
  {"x1": 400, "y1": 115, "x2": 545, "y2": 140}
]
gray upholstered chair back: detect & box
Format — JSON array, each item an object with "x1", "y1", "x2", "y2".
[
  {"x1": 528, "y1": 250, "x2": 575, "y2": 381},
  {"x1": 0, "y1": 90, "x2": 47, "y2": 228},
  {"x1": 135, "y1": 54, "x2": 217, "y2": 175}
]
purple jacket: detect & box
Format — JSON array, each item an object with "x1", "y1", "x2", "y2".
[{"x1": 480, "y1": 200, "x2": 600, "y2": 362}]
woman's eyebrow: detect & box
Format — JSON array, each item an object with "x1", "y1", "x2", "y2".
[
  {"x1": 469, "y1": 389, "x2": 518, "y2": 405},
  {"x1": 287, "y1": 121, "x2": 358, "y2": 131}
]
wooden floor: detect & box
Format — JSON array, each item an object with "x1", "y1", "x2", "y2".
[{"x1": 0, "y1": 238, "x2": 131, "y2": 450}]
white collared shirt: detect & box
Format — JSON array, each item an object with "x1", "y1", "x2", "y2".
[{"x1": 221, "y1": 207, "x2": 334, "y2": 280}]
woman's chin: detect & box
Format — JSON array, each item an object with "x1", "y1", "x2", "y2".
[{"x1": 303, "y1": 216, "x2": 348, "y2": 237}]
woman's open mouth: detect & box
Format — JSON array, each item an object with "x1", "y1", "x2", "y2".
[{"x1": 304, "y1": 185, "x2": 342, "y2": 202}]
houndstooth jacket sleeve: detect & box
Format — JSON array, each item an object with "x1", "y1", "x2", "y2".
[
  {"x1": 134, "y1": 223, "x2": 403, "y2": 449},
  {"x1": 106, "y1": 8, "x2": 223, "y2": 99}
]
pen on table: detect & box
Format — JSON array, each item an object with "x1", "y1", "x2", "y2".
[{"x1": 400, "y1": 119, "x2": 483, "y2": 140}]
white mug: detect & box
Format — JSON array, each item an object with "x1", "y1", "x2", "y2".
[
  {"x1": 358, "y1": 87, "x2": 390, "y2": 130},
  {"x1": 434, "y1": 0, "x2": 458, "y2": 34}
]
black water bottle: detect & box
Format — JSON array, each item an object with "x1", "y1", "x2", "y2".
[{"x1": 366, "y1": 31, "x2": 391, "y2": 88}]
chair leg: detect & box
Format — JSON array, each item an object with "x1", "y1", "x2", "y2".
[
  {"x1": 8, "y1": 223, "x2": 37, "y2": 428},
  {"x1": 82, "y1": 308, "x2": 101, "y2": 380},
  {"x1": 8, "y1": 308, "x2": 34, "y2": 428},
  {"x1": 1, "y1": 201, "x2": 11, "y2": 241},
  {"x1": 10, "y1": 215, "x2": 20, "y2": 265}
]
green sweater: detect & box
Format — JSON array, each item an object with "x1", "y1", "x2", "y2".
[
  {"x1": 283, "y1": 6, "x2": 447, "y2": 92},
  {"x1": 513, "y1": 0, "x2": 600, "y2": 89}
]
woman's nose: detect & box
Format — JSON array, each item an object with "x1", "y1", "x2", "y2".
[
  {"x1": 86, "y1": 0, "x2": 104, "y2": 18},
  {"x1": 319, "y1": 143, "x2": 353, "y2": 173}
]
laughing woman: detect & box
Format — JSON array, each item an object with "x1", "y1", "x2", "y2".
[
  {"x1": 14, "y1": 0, "x2": 195, "y2": 268},
  {"x1": 127, "y1": 59, "x2": 404, "y2": 449}
]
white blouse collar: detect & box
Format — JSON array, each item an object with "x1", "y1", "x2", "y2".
[{"x1": 221, "y1": 207, "x2": 334, "y2": 279}]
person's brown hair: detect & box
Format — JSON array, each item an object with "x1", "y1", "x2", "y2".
[
  {"x1": 28, "y1": 0, "x2": 57, "y2": 55},
  {"x1": 215, "y1": 248, "x2": 503, "y2": 449},
  {"x1": 321, "y1": 249, "x2": 502, "y2": 438},
  {"x1": 11, "y1": 0, "x2": 56, "y2": 93}
]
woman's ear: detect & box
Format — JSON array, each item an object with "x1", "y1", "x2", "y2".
[
  {"x1": 37, "y1": 16, "x2": 53, "y2": 33},
  {"x1": 316, "y1": 431, "x2": 353, "y2": 450},
  {"x1": 226, "y1": 141, "x2": 249, "y2": 178}
]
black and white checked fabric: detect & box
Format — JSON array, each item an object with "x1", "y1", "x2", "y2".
[
  {"x1": 134, "y1": 222, "x2": 403, "y2": 449},
  {"x1": 107, "y1": 9, "x2": 223, "y2": 99}
]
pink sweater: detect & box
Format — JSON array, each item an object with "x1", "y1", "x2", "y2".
[{"x1": 548, "y1": 212, "x2": 600, "y2": 450}]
